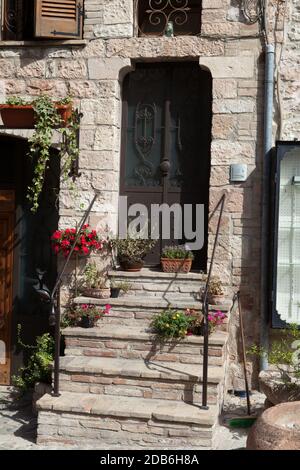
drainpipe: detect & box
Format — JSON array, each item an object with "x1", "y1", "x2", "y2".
[{"x1": 260, "y1": 43, "x2": 275, "y2": 371}]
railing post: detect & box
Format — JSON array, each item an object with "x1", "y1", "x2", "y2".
[
  {"x1": 201, "y1": 194, "x2": 226, "y2": 410},
  {"x1": 51, "y1": 192, "x2": 100, "y2": 397}
]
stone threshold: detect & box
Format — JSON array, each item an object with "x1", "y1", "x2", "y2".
[
  {"x1": 37, "y1": 392, "x2": 218, "y2": 426},
  {"x1": 59, "y1": 356, "x2": 224, "y2": 384},
  {"x1": 62, "y1": 324, "x2": 228, "y2": 346}
]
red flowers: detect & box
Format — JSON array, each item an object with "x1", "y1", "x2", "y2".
[{"x1": 51, "y1": 224, "x2": 108, "y2": 258}]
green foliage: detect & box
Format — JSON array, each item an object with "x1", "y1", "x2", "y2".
[
  {"x1": 151, "y1": 309, "x2": 194, "y2": 340},
  {"x1": 12, "y1": 325, "x2": 54, "y2": 394},
  {"x1": 27, "y1": 95, "x2": 63, "y2": 212},
  {"x1": 6, "y1": 96, "x2": 26, "y2": 106},
  {"x1": 162, "y1": 245, "x2": 194, "y2": 260},
  {"x1": 82, "y1": 262, "x2": 108, "y2": 289},
  {"x1": 111, "y1": 237, "x2": 156, "y2": 263},
  {"x1": 248, "y1": 323, "x2": 300, "y2": 379},
  {"x1": 110, "y1": 280, "x2": 132, "y2": 293},
  {"x1": 4, "y1": 95, "x2": 79, "y2": 213}
]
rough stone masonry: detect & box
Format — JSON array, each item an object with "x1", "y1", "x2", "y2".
[{"x1": 0, "y1": 0, "x2": 298, "y2": 389}]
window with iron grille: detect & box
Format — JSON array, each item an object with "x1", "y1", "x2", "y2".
[
  {"x1": 136, "y1": 0, "x2": 202, "y2": 37},
  {"x1": 1, "y1": 0, "x2": 84, "y2": 41}
]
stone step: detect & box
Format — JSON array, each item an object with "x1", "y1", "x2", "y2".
[
  {"x1": 74, "y1": 295, "x2": 232, "y2": 328},
  {"x1": 37, "y1": 392, "x2": 218, "y2": 448},
  {"x1": 63, "y1": 325, "x2": 228, "y2": 366},
  {"x1": 58, "y1": 356, "x2": 224, "y2": 405},
  {"x1": 109, "y1": 268, "x2": 207, "y2": 300}
]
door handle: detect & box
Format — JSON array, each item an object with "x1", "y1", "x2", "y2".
[{"x1": 160, "y1": 159, "x2": 170, "y2": 176}]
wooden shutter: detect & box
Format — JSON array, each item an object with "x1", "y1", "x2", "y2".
[{"x1": 34, "y1": 0, "x2": 83, "y2": 39}]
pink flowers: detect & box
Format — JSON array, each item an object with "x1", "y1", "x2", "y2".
[
  {"x1": 208, "y1": 311, "x2": 227, "y2": 332},
  {"x1": 51, "y1": 224, "x2": 109, "y2": 258},
  {"x1": 72, "y1": 304, "x2": 112, "y2": 322}
]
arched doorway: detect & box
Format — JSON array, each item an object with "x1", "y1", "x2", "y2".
[
  {"x1": 0, "y1": 135, "x2": 59, "y2": 384},
  {"x1": 120, "y1": 62, "x2": 212, "y2": 269}
]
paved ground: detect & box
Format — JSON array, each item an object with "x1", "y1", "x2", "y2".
[{"x1": 0, "y1": 388, "x2": 265, "y2": 451}]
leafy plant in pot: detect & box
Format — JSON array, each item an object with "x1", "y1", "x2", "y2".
[
  {"x1": 111, "y1": 237, "x2": 156, "y2": 272},
  {"x1": 110, "y1": 280, "x2": 132, "y2": 298},
  {"x1": 161, "y1": 245, "x2": 194, "y2": 273},
  {"x1": 206, "y1": 277, "x2": 224, "y2": 305},
  {"x1": 0, "y1": 95, "x2": 79, "y2": 213},
  {"x1": 248, "y1": 323, "x2": 300, "y2": 406},
  {"x1": 80, "y1": 262, "x2": 110, "y2": 299},
  {"x1": 51, "y1": 225, "x2": 108, "y2": 258},
  {"x1": 70, "y1": 304, "x2": 111, "y2": 329}
]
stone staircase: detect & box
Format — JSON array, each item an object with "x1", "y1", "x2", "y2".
[{"x1": 36, "y1": 269, "x2": 232, "y2": 449}]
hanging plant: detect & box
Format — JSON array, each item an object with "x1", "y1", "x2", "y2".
[{"x1": 1, "y1": 95, "x2": 80, "y2": 213}]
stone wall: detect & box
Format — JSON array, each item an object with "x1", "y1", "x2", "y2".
[
  {"x1": 279, "y1": 0, "x2": 300, "y2": 140},
  {"x1": 0, "y1": 0, "x2": 298, "y2": 388}
]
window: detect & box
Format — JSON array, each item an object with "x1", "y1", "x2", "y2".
[
  {"x1": 272, "y1": 142, "x2": 300, "y2": 327},
  {"x1": 2, "y1": 0, "x2": 84, "y2": 41},
  {"x1": 136, "y1": 0, "x2": 202, "y2": 37}
]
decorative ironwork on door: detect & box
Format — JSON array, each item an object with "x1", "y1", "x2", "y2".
[
  {"x1": 121, "y1": 62, "x2": 212, "y2": 269},
  {"x1": 136, "y1": 0, "x2": 202, "y2": 37}
]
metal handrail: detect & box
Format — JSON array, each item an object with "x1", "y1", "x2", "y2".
[
  {"x1": 50, "y1": 191, "x2": 100, "y2": 396},
  {"x1": 201, "y1": 193, "x2": 226, "y2": 409}
]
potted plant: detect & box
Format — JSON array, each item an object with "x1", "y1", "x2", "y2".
[
  {"x1": 81, "y1": 262, "x2": 111, "y2": 299},
  {"x1": 248, "y1": 323, "x2": 300, "y2": 406},
  {"x1": 111, "y1": 237, "x2": 156, "y2": 272},
  {"x1": 151, "y1": 309, "x2": 194, "y2": 340},
  {"x1": 0, "y1": 96, "x2": 72, "y2": 129},
  {"x1": 161, "y1": 245, "x2": 194, "y2": 273},
  {"x1": 0, "y1": 95, "x2": 79, "y2": 213},
  {"x1": 110, "y1": 280, "x2": 132, "y2": 298},
  {"x1": 206, "y1": 277, "x2": 225, "y2": 305},
  {"x1": 67, "y1": 304, "x2": 111, "y2": 329},
  {"x1": 51, "y1": 224, "x2": 108, "y2": 258}
]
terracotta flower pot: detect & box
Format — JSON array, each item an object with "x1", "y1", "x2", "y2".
[
  {"x1": 207, "y1": 294, "x2": 225, "y2": 305},
  {"x1": 82, "y1": 288, "x2": 111, "y2": 299},
  {"x1": 247, "y1": 401, "x2": 300, "y2": 450},
  {"x1": 0, "y1": 104, "x2": 72, "y2": 129},
  {"x1": 161, "y1": 258, "x2": 192, "y2": 274},
  {"x1": 120, "y1": 260, "x2": 144, "y2": 272}
]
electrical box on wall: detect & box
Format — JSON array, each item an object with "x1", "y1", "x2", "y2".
[
  {"x1": 272, "y1": 141, "x2": 300, "y2": 328},
  {"x1": 230, "y1": 164, "x2": 248, "y2": 182}
]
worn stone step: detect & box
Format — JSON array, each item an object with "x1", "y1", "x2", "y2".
[
  {"x1": 37, "y1": 392, "x2": 218, "y2": 448},
  {"x1": 58, "y1": 356, "x2": 224, "y2": 405},
  {"x1": 109, "y1": 268, "x2": 207, "y2": 299},
  {"x1": 73, "y1": 295, "x2": 232, "y2": 328},
  {"x1": 63, "y1": 325, "x2": 228, "y2": 366}
]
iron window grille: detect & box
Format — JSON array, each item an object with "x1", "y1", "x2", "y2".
[
  {"x1": 135, "y1": 0, "x2": 202, "y2": 37},
  {"x1": 1, "y1": 0, "x2": 84, "y2": 41}
]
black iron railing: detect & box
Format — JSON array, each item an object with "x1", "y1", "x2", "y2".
[
  {"x1": 201, "y1": 193, "x2": 226, "y2": 409},
  {"x1": 38, "y1": 192, "x2": 100, "y2": 396}
]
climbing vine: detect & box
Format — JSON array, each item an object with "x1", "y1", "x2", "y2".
[{"x1": 6, "y1": 95, "x2": 79, "y2": 213}]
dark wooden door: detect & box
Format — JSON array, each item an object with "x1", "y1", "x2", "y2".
[
  {"x1": 0, "y1": 191, "x2": 14, "y2": 385},
  {"x1": 121, "y1": 62, "x2": 212, "y2": 269}
]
